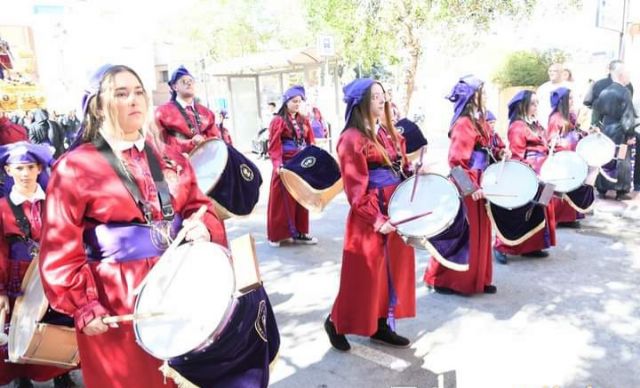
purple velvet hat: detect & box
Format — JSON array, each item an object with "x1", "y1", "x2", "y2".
[
  {"x1": 550, "y1": 87, "x2": 570, "y2": 113},
  {"x1": 342, "y1": 78, "x2": 376, "y2": 128},
  {"x1": 282, "y1": 85, "x2": 306, "y2": 105},
  {"x1": 0, "y1": 141, "x2": 54, "y2": 193},
  {"x1": 446, "y1": 75, "x2": 484, "y2": 127},
  {"x1": 168, "y1": 66, "x2": 194, "y2": 100},
  {"x1": 507, "y1": 90, "x2": 532, "y2": 123},
  {"x1": 485, "y1": 110, "x2": 497, "y2": 122}
]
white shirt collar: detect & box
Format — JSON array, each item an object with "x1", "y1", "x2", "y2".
[
  {"x1": 176, "y1": 97, "x2": 195, "y2": 110},
  {"x1": 10, "y1": 185, "x2": 46, "y2": 205},
  {"x1": 99, "y1": 130, "x2": 145, "y2": 152}
]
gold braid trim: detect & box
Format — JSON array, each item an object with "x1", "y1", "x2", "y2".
[
  {"x1": 159, "y1": 361, "x2": 199, "y2": 388},
  {"x1": 485, "y1": 203, "x2": 546, "y2": 246}
]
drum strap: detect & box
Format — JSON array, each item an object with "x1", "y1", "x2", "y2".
[
  {"x1": 94, "y1": 134, "x2": 175, "y2": 222},
  {"x1": 7, "y1": 196, "x2": 32, "y2": 239},
  {"x1": 172, "y1": 100, "x2": 201, "y2": 134}
]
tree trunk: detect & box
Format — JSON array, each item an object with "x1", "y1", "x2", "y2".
[{"x1": 400, "y1": 22, "x2": 421, "y2": 118}]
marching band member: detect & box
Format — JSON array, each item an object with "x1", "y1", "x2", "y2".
[
  {"x1": 493, "y1": 90, "x2": 557, "y2": 264},
  {"x1": 38, "y1": 64, "x2": 278, "y2": 388},
  {"x1": 0, "y1": 142, "x2": 76, "y2": 388},
  {"x1": 155, "y1": 66, "x2": 221, "y2": 155},
  {"x1": 424, "y1": 76, "x2": 503, "y2": 295},
  {"x1": 325, "y1": 78, "x2": 415, "y2": 351},
  {"x1": 266, "y1": 85, "x2": 317, "y2": 246}
]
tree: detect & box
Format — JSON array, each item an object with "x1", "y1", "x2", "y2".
[{"x1": 303, "y1": 0, "x2": 579, "y2": 116}]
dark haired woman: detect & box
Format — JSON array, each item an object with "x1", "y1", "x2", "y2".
[
  {"x1": 493, "y1": 90, "x2": 556, "y2": 264},
  {"x1": 424, "y1": 76, "x2": 504, "y2": 295},
  {"x1": 266, "y1": 85, "x2": 317, "y2": 246},
  {"x1": 324, "y1": 78, "x2": 415, "y2": 352}
]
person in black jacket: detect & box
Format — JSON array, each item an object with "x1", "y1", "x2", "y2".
[{"x1": 28, "y1": 109, "x2": 65, "y2": 158}]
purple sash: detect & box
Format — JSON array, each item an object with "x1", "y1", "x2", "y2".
[
  {"x1": 9, "y1": 240, "x2": 36, "y2": 261},
  {"x1": 282, "y1": 139, "x2": 303, "y2": 153},
  {"x1": 469, "y1": 150, "x2": 489, "y2": 171},
  {"x1": 84, "y1": 217, "x2": 182, "y2": 263},
  {"x1": 368, "y1": 168, "x2": 401, "y2": 190}
]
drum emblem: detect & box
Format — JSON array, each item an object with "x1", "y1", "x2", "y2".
[
  {"x1": 301, "y1": 156, "x2": 316, "y2": 168},
  {"x1": 240, "y1": 164, "x2": 254, "y2": 181},
  {"x1": 396, "y1": 125, "x2": 405, "y2": 134}
]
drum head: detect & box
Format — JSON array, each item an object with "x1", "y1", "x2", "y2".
[
  {"x1": 134, "y1": 242, "x2": 235, "y2": 360},
  {"x1": 539, "y1": 151, "x2": 588, "y2": 193},
  {"x1": 576, "y1": 133, "x2": 616, "y2": 167},
  {"x1": 481, "y1": 160, "x2": 538, "y2": 209},
  {"x1": 189, "y1": 139, "x2": 229, "y2": 194},
  {"x1": 388, "y1": 174, "x2": 460, "y2": 239},
  {"x1": 8, "y1": 259, "x2": 48, "y2": 363}
]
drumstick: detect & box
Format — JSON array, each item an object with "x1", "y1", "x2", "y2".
[
  {"x1": 410, "y1": 147, "x2": 426, "y2": 202},
  {"x1": 484, "y1": 193, "x2": 518, "y2": 197},
  {"x1": 495, "y1": 157, "x2": 507, "y2": 184},
  {"x1": 102, "y1": 311, "x2": 167, "y2": 324},
  {"x1": 134, "y1": 206, "x2": 207, "y2": 295},
  {"x1": 544, "y1": 177, "x2": 575, "y2": 181},
  {"x1": 0, "y1": 309, "x2": 8, "y2": 346},
  {"x1": 390, "y1": 210, "x2": 433, "y2": 227}
]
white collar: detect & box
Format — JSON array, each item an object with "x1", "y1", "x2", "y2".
[
  {"x1": 176, "y1": 97, "x2": 196, "y2": 110},
  {"x1": 10, "y1": 185, "x2": 46, "y2": 205},
  {"x1": 99, "y1": 130, "x2": 145, "y2": 152}
]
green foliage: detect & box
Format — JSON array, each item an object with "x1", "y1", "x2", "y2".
[{"x1": 493, "y1": 49, "x2": 572, "y2": 88}]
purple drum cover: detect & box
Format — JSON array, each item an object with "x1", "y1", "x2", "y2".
[
  {"x1": 282, "y1": 145, "x2": 341, "y2": 190},
  {"x1": 395, "y1": 118, "x2": 428, "y2": 154}
]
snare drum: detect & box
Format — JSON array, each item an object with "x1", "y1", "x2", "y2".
[
  {"x1": 279, "y1": 145, "x2": 343, "y2": 212},
  {"x1": 539, "y1": 151, "x2": 588, "y2": 193},
  {"x1": 576, "y1": 133, "x2": 616, "y2": 167},
  {"x1": 388, "y1": 173, "x2": 460, "y2": 245},
  {"x1": 481, "y1": 160, "x2": 539, "y2": 209},
  {"x1": 8, "y1": 259, "x2": 78, "y2": 368}
]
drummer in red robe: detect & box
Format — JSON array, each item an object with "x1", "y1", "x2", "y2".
[
  {"x1": 267, "y1": 85, "x2": 317, "y2": 246},
  {"x1": 155, "y1": 66, "x2": 221, "y2": 155},
  {"x1": 493, "y1": 90, "x2": 557, "y2": 264},
  {"x1": 0, "y1": 113, "x2": 28, "y2": 146},
  {"x1": 424, "y1": 76, "x2": 504, "y2": 295},
  {"x1": 38, "y1": 64, "x2": 228, "y2": 388},
  {"x1": 324, "y1": 78, "x2": 415, "y2": 351},
  {"x1": 546, "y1": 87, "x2": 591, "y2": 227},
  {"x1": 0, "y1": 142, "x2": 76, "y2": 388}
]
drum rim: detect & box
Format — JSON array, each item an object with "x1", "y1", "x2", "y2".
[
  {"x1": 133, "y1": 241, "x2": 237, "y2": 360},
  {"x1": 8, "y1": 258, "x2": 49, "y2": 363},
  {"x1": 481, "y1": 159, "x2": 539, "y2": 209},
  {"x1": 576, "y1": 133, "x2": 616, "y2": 166},
  {"x1": 388, "y1": 173, "x2": 461, "y2": 239},
  {"x1": 539, "y1": 150, "x2": 589, "y2": 193},
  {"x1": 188, "y1": 138, "x2": 229, "y2": 194}
]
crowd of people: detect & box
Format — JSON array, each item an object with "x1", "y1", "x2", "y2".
[{"x1": 0, "y1": 56, "x2": 636, "y2": 388}]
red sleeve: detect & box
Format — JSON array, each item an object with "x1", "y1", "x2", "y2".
[
  {"x1": 155, "y1": 108, "x2": 197, "y2": 154},
  {"x1": 448, "y1": 118, "x2": 481, "y2": 183},
  {"x1": 0, "y1": 209, "x2": 8, "y2": 296},
  {"x1": 39, "y1": 156, "x2": 109, "y2": 331},
  {"x1": 546, "y1": 113, "x2": 563, "y2": 141},
  {"x1": 337, "y1": 130, "x2": 388, "y2": 231},
  {"x1": 268, "y1": 117, "x2": 285, "y2": 170},
  {"x1": 0, "y1": 118, "x2": 28, "y2": 145},
  {"x1": 177, "y1": 153, "x2": 228, "y2": 247},
  {"x1": 507, "y1": 121, "x2": 528, "y2": 162},
  {"x1": 201, "y1": 109, "x2": 221, "y2": 140}
]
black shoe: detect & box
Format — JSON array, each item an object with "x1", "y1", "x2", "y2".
[
  {"x1": 427, "y1": 284, "x2": 457, "y2": 295},
  {"x1": 324, "y1": 315, "x2": 350, "y2": 351},
  {"x1": 13, "y1": 378, "x2": 34, "y2": 388},
  {"x1": 293, "y1": 233, "x2": 318, "y2": 245},
  {"x1": 494, "y1": 249, "x2": 508, "y2": 264},
  {"x1": 557, "y1": 221, "x2": 581, "y2": 229},
  {"x1": 54, "y1": 373, "x2": 77, "y2": 388},
  {"x1": 615, "y1": 191, "x2": 632, "y2": 201},
  {"x1": 521, "y1": 250, "x2": 549, "y2": 258},
  {"x1": 370, "y1": 319, "x2": 411, "y2": 348},
  {"x1": 483, "y1": 285, "x2": 497, "y2": 294}
]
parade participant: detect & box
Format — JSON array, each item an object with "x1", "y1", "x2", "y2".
[
  {"x1": 217, "y1": 109, "x2": 233, "y2": 145},
  {"x1": 38, "y1": 64, "x2": 279, "y2": 388},
  {"x1": 309, "y1": 106, "x2": 328, "y2": 138},
  {"x1": 266, "y1": 85, "x2": 317, "y2": 246},
  {"x1": 424, "y1": 76, "x2": 503, "y2": 295},
  {"x1": 28, "y1": 109, "x2": 66, "y2": 158},
  {"x1": 493, "y1": 90, "x2": 557, "y2": 264},
  {"x1": 536, "y1": 63, "x2": 566, "y2": 128},
  {"x1": 325, "y1": 78, "x2": 415, "y2": 352},
  {"x1": 547, "y1": 87, "x2": 590, "y2": 227},
  {"x1": 155, "y1": 65, "x2": 220, "y2": 154},
  {"x1": 0, "y1": 142, "x2": 76, "y2": 388},
  {"x1": 0, "y1": 112, "x2": 28, "y2": 145}
]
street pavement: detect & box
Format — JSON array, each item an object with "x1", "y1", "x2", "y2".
[{"x1": 7, "y1": 131, "x2": 640, "y2": 388}]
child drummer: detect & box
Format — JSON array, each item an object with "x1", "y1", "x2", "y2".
[{"x1": 0, "y1": 141, "x2": 77, "y2": 388}]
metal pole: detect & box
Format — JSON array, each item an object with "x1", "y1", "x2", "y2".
[{"x1": 619, "y1": 0, "x2": 629, "y2": 59}]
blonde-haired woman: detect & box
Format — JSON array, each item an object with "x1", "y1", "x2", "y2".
[
  {"x1": 325, "y1": 78, "x2": 415, "y2": 351},
  {"x1": 38, "y1": 65, "x2": 227, "y2": 387}
]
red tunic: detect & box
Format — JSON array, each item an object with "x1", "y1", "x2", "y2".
[
  {"x1": 266, "y1": 114, "x2": 315, "y2": 242},
  {"x1": 39, "y1": 141, "x2": 227, "y2": 388},
  {"x1": 494, "y1": 120, "x2": 556, "y2": 255},
  {"x1": 424, "y1": 117, "x2": 500, "y2": 295},
  {"x1": 0, "y1": 117, "x2": 28, "y2": 145},
  {"x1": 547, "y1": 112, "x2": 580, "y2": 223},
  {"x1": 330, "y1": 126, "x2": 415, "y2": 336},
  {"x1": 155, "y1": 101, "x2": 220, "y2": 154},
  {"x1": 0, "y1": 196, "x2": 69, "y2": 384}
]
